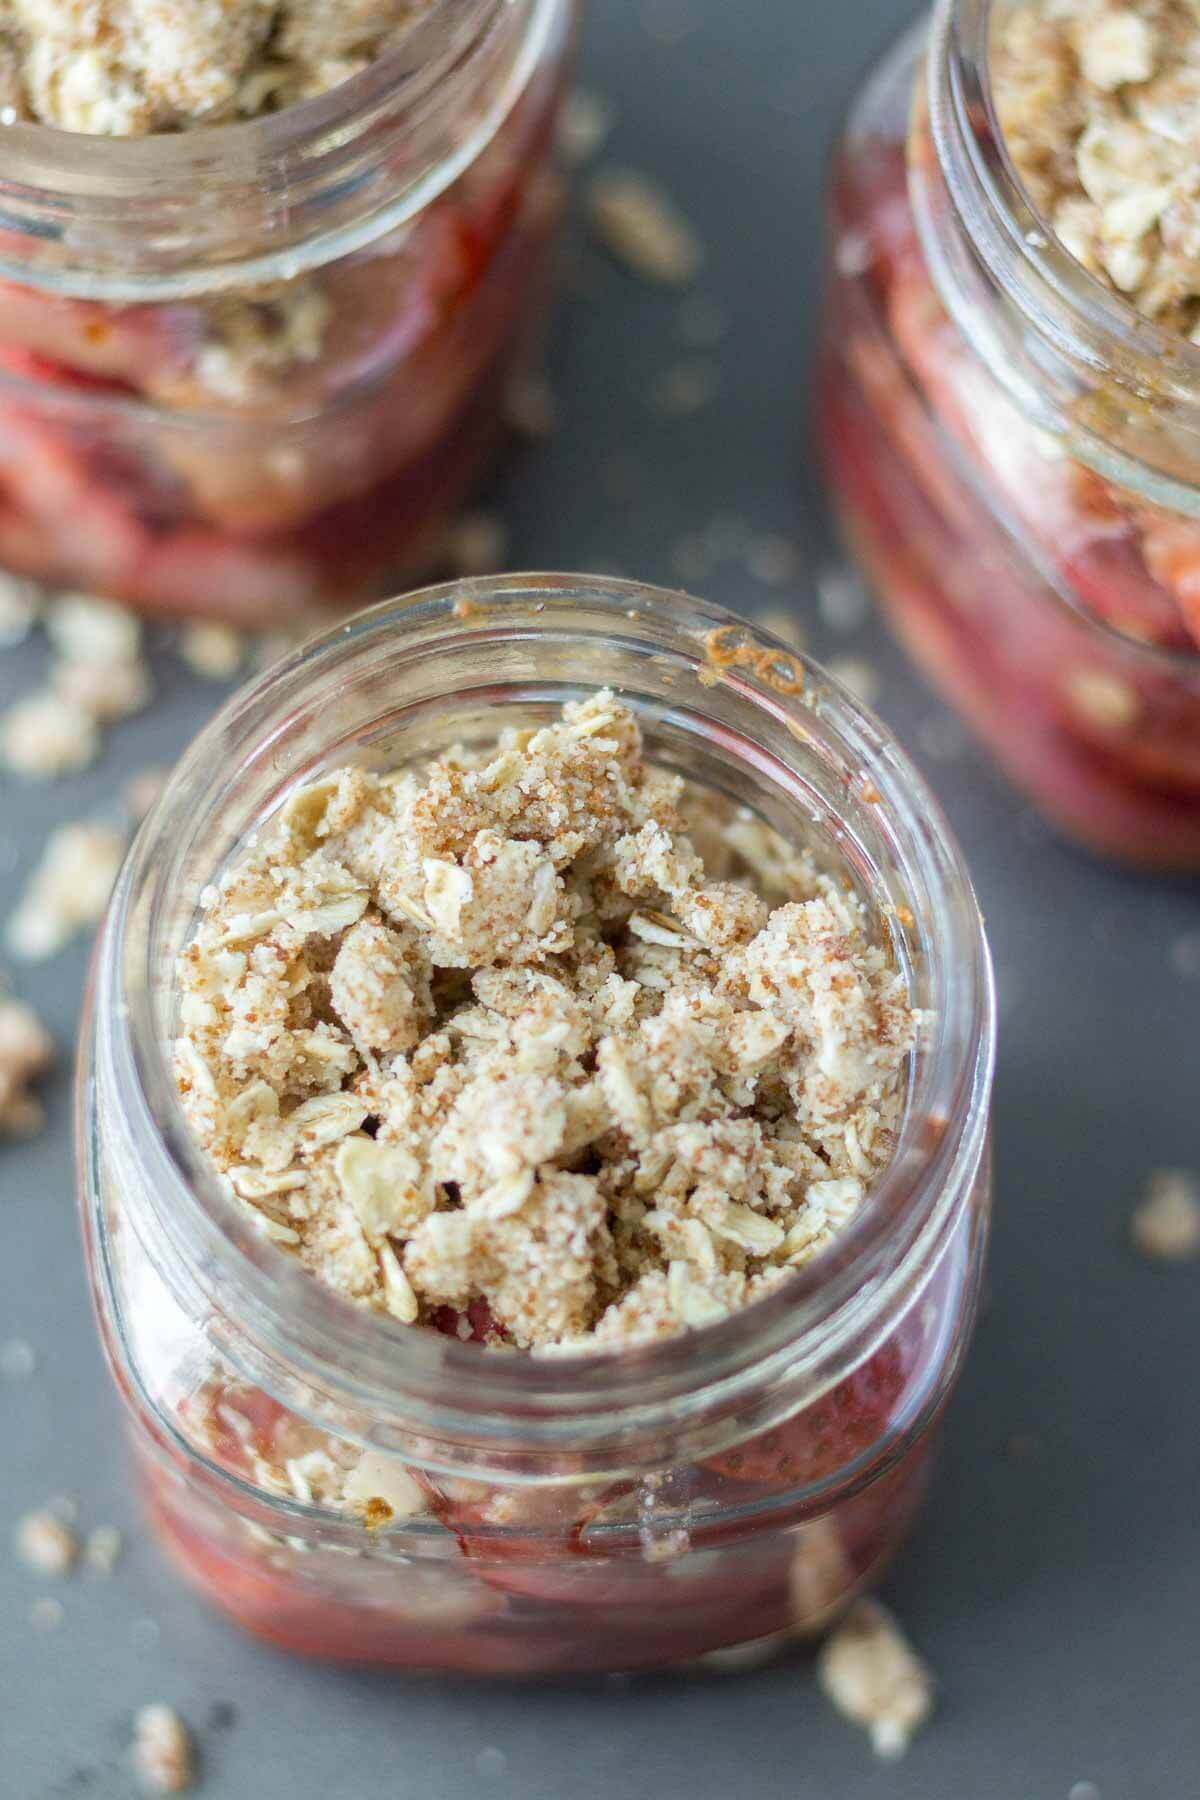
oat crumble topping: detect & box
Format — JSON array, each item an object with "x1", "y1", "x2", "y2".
[
  {"x1": 994, "y1": 0, "x2": 1200, "y2": 335},
  {"x1": 0, "y1": 994, "x2": 54, "y2": 1136},
  {"x1": 174, "y1": 692, "x2": 920, "y2": 1351},
  {"x1": 0, "y1": 2, "x2": 433, "y2": 136}
]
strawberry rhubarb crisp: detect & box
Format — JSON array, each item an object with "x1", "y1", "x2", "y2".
[
  {"x1": 0, "y1": 0, "x2": 572, "y2": 616},
  {"x1": 0, "y1": 2, "x2": 434, "y2": 133},
  {"x1": 174, "y1": 692, "x2": 920, "y2": 1349},
  {"x1": 819, "y1": 0, "x2": 1200, "y2": 866}
]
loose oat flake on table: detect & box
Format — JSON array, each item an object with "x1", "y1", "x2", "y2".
[
  {"x1": 174, "y1": 691, "x2": 921, "y2": 1350},
  {"x1": 817, "y1": 1598, "x2": 935, "y2": 1759}
]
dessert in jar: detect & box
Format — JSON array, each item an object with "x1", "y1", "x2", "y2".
[
  {"x1": 77, "y1": 576, "x2": 994, "y2": 1676},
  {"x1": 0, "y1": 0, "x2": 573, "y2": 621},
  {"x1": 820, "y1": 0, "x2": 1200, "y2": 867}
]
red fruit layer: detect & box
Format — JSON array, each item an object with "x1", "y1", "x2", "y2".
[
  {"x1": 705, "y1": 1339, "x2": 906, "y2": 1493},
  {"x1": 820, "y1": 348, "x2": 1200, "y2": 865},
  {"x1": 140, "y1": 1447, "x2": 929, "y2": 1673}
]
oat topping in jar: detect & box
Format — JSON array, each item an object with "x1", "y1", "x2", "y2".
[
  {"x1": 0, "y1": 2, "x2": 434, "y2": 136},
  {"x1": 0, "y1": 0, "x2": 575, "y2": 618},
  {"x1": 174, "y1": 692, "x2": 921, "y2": 1349},
  {"x1": 78, "y1": 579, "x2": 994, "y2": 1676},
  {"x1": 992, "y1": 0, "x2": 1200, "y2": 333},
  {"x1": 819, "y1": 0, "x2": 1200, "y2": 868}
]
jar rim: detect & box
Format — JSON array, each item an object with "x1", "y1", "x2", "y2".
[
  {"x1": 907, "y1": 0, "x2": 1200, "y2": 668},
  {"x1": 0, "y1": 0, "x2": 560, "y2": 300},
  {"x1": 92, "y1": 574, "x2": 994, "y2": 1474}
]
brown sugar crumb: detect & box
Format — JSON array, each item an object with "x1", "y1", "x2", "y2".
[
  {"x1": 993, "y1": 0, "x2": 1200, "y2": 336},
  {"x1": 817, "y1": 1599, "x2": 935, "y2": 1759},
  {"x1": 1131, "y1": 1167, "x2": 1200, "y2": 1260},
  {"x1": 174, "y1": 692, "x2": 921, "y2": 1351},
  {"x1": 132, "y1": 1705, "x2": 196, "y2": 1795}
]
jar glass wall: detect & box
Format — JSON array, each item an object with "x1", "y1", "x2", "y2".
[
  {"x1": 0, "y1": 0, "x2": 574, "y2": 623},
  {"x1": 77, "y1": 576, "x2": 994, "y2": 1675},
  {"x1": 818, "y1": 2, "x2": 1200, "y2": 868}
]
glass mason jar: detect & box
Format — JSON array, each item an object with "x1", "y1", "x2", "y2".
[
  {"x1": 819, "y1": 0, "x2": 1200, "y2": 868},
  {"x1": 0, "y1": 0, "x2": 573, "y2": 624},
  {"x1": 77, "y1": 576, "x2": 994, "y2": 1676}
]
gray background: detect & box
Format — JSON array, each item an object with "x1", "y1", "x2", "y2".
[{"x1": 1, "y1": 2, "x2": 1197, "y2": 1795}]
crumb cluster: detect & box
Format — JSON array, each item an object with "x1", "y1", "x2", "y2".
[
  {"x1": 0, "y1": 2, "x2": 432, "y2": 137},
  {"x1": 0, "y1": 589, "x2": 151, "y2": 781},
  {"x1": 7, "y1": 818, "x2": 126, "y2": 962},
  {"x1": 174, "y1": 691, "x2": 919, "y2": 1351},
  {"x1": 817, "y1": 1598, "x2": 935, "y2": 1759},
  {"x1": 994, "y1": 0, "x2": 1200, "y2": 335}
]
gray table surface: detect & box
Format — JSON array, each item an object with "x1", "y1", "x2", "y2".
[{"x1": 2, "y1": 3, "x2": 1198, "y2": 1796}]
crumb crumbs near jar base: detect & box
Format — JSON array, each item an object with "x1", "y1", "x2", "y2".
[
  {"x1": 174, "y1": 691, "x2": 922, "y2": 1352},
  {"x1": 993, "y1": 0, "x2": 1200, "y2": 340}
]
